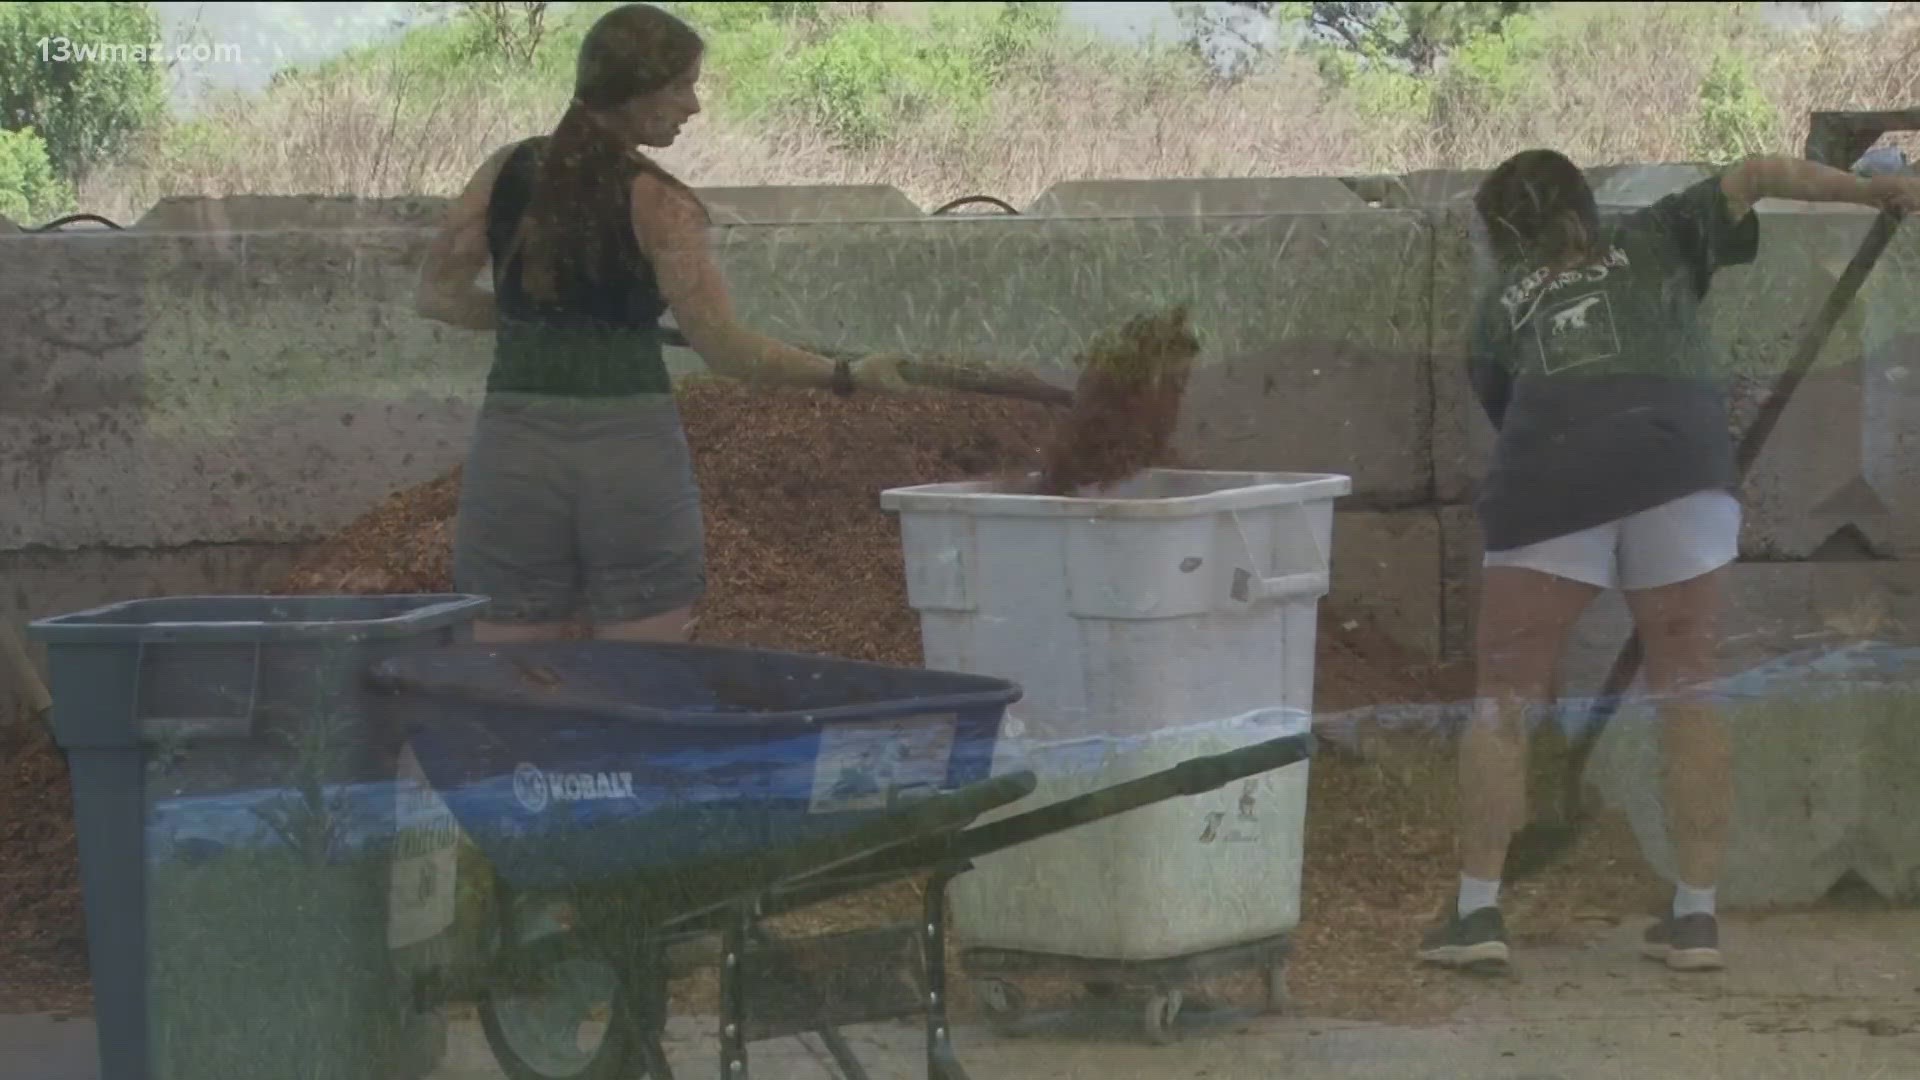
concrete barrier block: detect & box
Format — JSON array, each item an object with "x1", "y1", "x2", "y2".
[
  {"x1": 0, "y1": 544, "x2": 309, "y2": 659},
  {"x1": 1588, "y1": 678, "x2": 1864, "y2": 910},
  {"x1": 0, "y1": 409, "x2": 147, "y2": 550},
  {"x1": 713, "y1": 213, "x2": 1433, "y2": 501},
  {"x1": 1438, "y1": 506, "x2": 1482, "y2": 663},
  {"x1": 1863, "y1": 234, "x2": 1920, "y2": 551},
  {"x1": 1587, "y1": 163, "x2": 1710, "y2": 206},
  {"x1": 1329, "y1": 509, "x2": 1443, "y2": 661},
  {"x1": 139, "y1": 232, "x2": 250, "y2": 294},
  {"x1": 9, "y1": 298, "x2": 486, "y2": 551},
  {"x1": 138, "y1": 393, "x2": 477, "y2": 548},
  {"x1": 1718, "y1": 207, "x2": 1914, "y2": 559},
  {"x1": 1738, "y1": 367, "x2": 1894, "y2": 558},
  {"x1": 231, "y1": 228, "x2": 433, "y2": 301},
  {"x1": 1557, "y1": 562, "x2": 1920, "y2": 703},
  {"x1": 1164, "y1": 219, "x2": 1433, "y2": 503},
  {"x1": 1430, "y1": 206, "x2": 1490, "y2": 503},
  {"x1": 1023, "y1": 177, "x2": 1368, "y2": 216},
  {"x1": 233, "y1": 229, "x2": 361, "y2": 294},
  {"x1": 1857, "y1": 685, "x2": 1920, "y2": 902},
  {"x1": 136, "y1": 194, "x2": 452, "y2": 232},
  {"x1": 0, "y1": 231, "x2": 149, "y2": 414},
  {"x1": 694, "y1": 184, "x2": 921, "y2": 223},
  {"x1": 140, "y1": 295, "x2": 491, "y2": 437},
  {"x1": 1392, "y1": 169, "x2": 1485, "y2": 209},
  {"x1": 1589, "y1": 636, "x2": 1920, "y2": 909}
]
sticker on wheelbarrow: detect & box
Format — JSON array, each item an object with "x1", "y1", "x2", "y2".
[
  {"x1": 389, "y1": 744, "x2": 461, "y2": 949},
  {"x1": 808, "y1": 714, "x2": 957, "y2": 814}
]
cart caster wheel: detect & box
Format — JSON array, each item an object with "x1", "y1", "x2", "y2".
[
  {"x1": 973, "y1": 978, "x2": 1027, "y2": 1023},
  {"x1": 1264, "y1": 964, "x2": 1291, "y2": 1015},
  {"x1": 479, "y1": 939, "x2": 651, "y2": 1080},
  {"x1": 1143, "y1": 990, "x2": 1184, "y2": 1045}
]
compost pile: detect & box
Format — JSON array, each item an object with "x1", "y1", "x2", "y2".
[
  {"x1": 0, "y1": 719, "x2": 88, "y2": 1015},
  {"x1": 273, "y1": 374, "x2": 1431, "y2": 707},
  {"x1": 276, "y1": 379, "x2": 1062, "y2": 662}
]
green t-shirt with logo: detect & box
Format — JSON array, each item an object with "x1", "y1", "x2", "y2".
[{"x1": 1468, "y1": 176, "x2": 1761, "y2": 552}]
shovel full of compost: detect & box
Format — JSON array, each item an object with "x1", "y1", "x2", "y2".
[{"x1": 1037, "y1": 306, "x2": 1202, "y2": 495}]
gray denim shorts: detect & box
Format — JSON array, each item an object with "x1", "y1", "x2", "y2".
[{"x1": 453, "y1": 392, "x2": 707, "y2": 624}]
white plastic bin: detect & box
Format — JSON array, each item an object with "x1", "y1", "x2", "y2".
[
  {"x1": 966, "y1": 708, "x2": 1314, "y2": 959},
  {"x1": 879, "y1": 468, "x2": 1349, "y2": 961}
]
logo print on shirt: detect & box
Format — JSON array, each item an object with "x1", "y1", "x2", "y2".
[
  {"x1": 1534, "y1": 291, "x2": 1622, "y2": 374},
  {"x1": 1501, "y1": 246, "x2": 1631, "y2": 331}
]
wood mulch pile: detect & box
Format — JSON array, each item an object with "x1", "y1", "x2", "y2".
[
  {"x1": 0, "y1": 720, "x2": 91, "y2": 1016},
  {"x1": 1, "y1": 378, "x2": 1659, "y2": 1025}
]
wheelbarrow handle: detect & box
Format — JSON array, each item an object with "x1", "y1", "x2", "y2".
[{"x1": 947, "y1": 731, "x2": 1316, "y2": 864}]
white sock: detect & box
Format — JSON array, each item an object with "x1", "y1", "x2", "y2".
[
  {"x1": 1458, "y1": 874, "x2": 1501, "y2": 917},
  {"x1": 1673, "y1": 883, "x2": 1717, "y2": 919}
]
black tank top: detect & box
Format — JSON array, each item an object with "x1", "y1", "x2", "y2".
[{"x1": 482, "y1": 137, "x2": 672, "y2": 397}]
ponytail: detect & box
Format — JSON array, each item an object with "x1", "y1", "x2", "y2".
[
  {"x1": 509, "y1": 103, "x2": 626, "y2": 305},
  {"x1": 507, "y1": 4, "x2": 711, "y2": 304}
]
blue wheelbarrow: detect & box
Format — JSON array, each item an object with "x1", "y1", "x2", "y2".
[{"x1": 367, "y1": 640, "x2": 1315, "y2": 1080}]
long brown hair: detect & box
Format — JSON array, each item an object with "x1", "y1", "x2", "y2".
[
  {"x1": 511, "y1": 3, "x2": 706, "y2": 304},
  {"x1": 1473, "y1": 149, "x2": 1602, "y2": 270}
]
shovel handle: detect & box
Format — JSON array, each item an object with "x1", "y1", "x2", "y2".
[
  {"x1": 894, "y1": 358, "x2": 1075, "y2": 406},
  {"x1": 1, "y1": 623, "x2": 52, "y2": 722},
  {"x1": 662, "y1": 327, "x2": 1071, "y2": 405}
]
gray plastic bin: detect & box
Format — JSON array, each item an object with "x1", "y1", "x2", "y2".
[{"x1": 28, "y1": 594, "x2": 488, "y2": 1080}]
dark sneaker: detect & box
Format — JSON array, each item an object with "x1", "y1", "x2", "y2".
[
  {"x1": 1641, "y1": 914, "x2": 1724, "y2": 972},
  {"x1": 1416, "y1": 906, "x2": 1511, "y2": 972}
]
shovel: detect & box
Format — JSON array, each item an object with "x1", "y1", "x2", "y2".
[
  {"x1": 660, "y1": 327, "x2": 1073, "y2": 406},
  {"x1": 1504, "y1": 115, "x2": 1914, "y2": 881},
  {"x1": 1, "y1": 623, "x2": 53, "y2": 740}
]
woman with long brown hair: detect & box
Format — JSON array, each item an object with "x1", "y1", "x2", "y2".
[{"x1": 417, "y1": 3, "x2": 906, "y2": 645}]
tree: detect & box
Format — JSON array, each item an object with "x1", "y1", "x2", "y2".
[
  {"x1": 1173, "y1": 2, "x2": 1278, "y2": 82},
  {"x1": 0, "y1": 2, "x2": 167, "y2": 184},
  {"x1": 1228, "y1": 1, "x2": 1538, "y2": 74},
  {"x1": 458, "y1": 2, "x2": 550, "y2": 66}
]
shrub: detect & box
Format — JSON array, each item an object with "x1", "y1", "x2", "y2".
[
  {"x1": 0, "y1": 126, "x2": 75, "y2": 224},
  {"x1": 1690, "y1": 50, "x2": 1780, "y2": 166},
  {"x1": 0, "y1": 2, "x2": 167, "y2": 183},
  {"x1": 675, "y1": 2, "x2": 1061, "y2": 148}
]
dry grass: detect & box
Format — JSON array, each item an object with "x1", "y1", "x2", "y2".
[{"x1": 74, "y1": 4, "x2": 1920, "y2": 225}]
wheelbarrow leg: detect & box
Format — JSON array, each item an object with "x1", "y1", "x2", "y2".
[
  {"x1": 924, "y1": 867, "x2": 972, "y2": 1080},
  {"x1": 812, "y1": 1027, "x2": 873, "y2": 1080},
  {"x1": 740, "y1": 922, "x2": 871, "y2": 1080},
  {"x1": 613, "y1": 935, "x2": 676, "y2": 1080},
  {"x1": 720, "y1": 901, "x2": 753, "y2": 1080}
]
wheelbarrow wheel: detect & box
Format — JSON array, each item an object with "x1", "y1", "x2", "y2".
[
  {"x1": 1263, "y1": 962, "x2": 1291, "y2": 1015},
  {"x1": 972, "y1": 977, "x2": 1027, "y2": 1024},
  {"x1": 1143, "y1": 990, "x2": 1184, "y2": 1045},
  {"x1": 479, "y1": 934, "x2": 657, "y2": 1080}
]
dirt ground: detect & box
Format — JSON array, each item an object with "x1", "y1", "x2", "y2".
[{"x1": 0, "y1": 381, "x2": 1692, "y2": 1022}]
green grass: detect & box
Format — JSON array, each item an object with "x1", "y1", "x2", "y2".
[{"x1": 148, "y1": 854, "x2": 430, "y2": 1080}]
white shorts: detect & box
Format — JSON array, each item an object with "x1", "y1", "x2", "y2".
[{"x1": 1482, "y1": 489, "x2": 1742, "y2": 592}]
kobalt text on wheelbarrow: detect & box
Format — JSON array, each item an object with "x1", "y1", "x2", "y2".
[{"x1": 367, "y1": 640, "x2": 1317, "y2": 1080}]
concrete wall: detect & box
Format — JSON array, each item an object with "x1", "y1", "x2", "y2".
[{"x1": 6, "y1": 180, "x2": 1918, "y2": 697}]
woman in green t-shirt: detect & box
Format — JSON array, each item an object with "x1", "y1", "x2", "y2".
[{"x1": 1418, "y1": 147, "x2": 1920, "y2": 977}]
